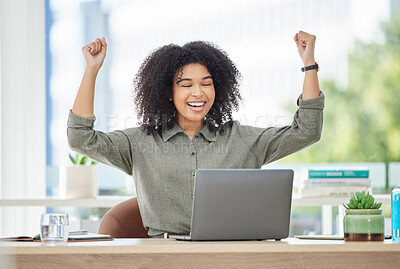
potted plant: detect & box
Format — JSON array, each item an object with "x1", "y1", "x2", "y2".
[
  {"x1": 343, "y1": 191, "x2": 384, "y2": 241},
  {"x1": 59, "y1": 153, "x2": 98, "y2": 199}
]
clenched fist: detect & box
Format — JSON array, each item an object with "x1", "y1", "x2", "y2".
[
  {"x1": 294, "y1": 31, "x2": 316, "y2": 66},
  {"x1": 82, "y1": 37, "x2": 107, "y2": 71}
]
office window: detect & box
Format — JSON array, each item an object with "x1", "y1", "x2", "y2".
[{"x1": 45, "y1": 0, "x2": 394, "y2": 234}]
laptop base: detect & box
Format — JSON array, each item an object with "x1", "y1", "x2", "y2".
[{"x1": 169, "y1": 234, "x2": 284, "y2": 242}]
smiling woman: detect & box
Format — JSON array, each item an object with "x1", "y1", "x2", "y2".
[
  {"x1": 67, "y1": 32, "x2": 324, "y2": 237},
  {"x1": 172, "y1": 63, "x2": 216, "y2": 140},
  {"x1": 133, "y1": 41, "x2": 242, "y2": 137}
]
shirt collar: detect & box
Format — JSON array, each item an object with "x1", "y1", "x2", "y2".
[
  {"x1": 161, "y1": 122, "x2": 217, "y2": 143},
  {"x1": 198, "y1": 124, "x2": 217, "y2": 142},
  {"x1": 161, "y1": 122, "x2": 184, "y2": 143}
]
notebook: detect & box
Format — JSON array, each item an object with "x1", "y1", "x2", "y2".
[
  {"x1": 0, "y1": 232, "x2": 113, "y2": 242},
  {"x1": 170, "y1": 169, "x2": 294, "y2": 241}
]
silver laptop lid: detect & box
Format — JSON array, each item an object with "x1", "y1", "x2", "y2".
[{"x1": 190, "y1": 169, "x2": 294, "y2": 241}]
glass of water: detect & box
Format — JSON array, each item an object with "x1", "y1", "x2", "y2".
[{"x1": 40, "y1": 213, "x2": 69, "y2": 243}]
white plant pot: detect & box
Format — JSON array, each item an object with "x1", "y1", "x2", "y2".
[{"x1": 59, "y1": 165, "x2": 98, "y2": 199}]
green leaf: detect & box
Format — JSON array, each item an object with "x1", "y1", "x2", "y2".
[
  {"x1": 343, "y1": 203, "x2": 349, "y2": 210},
  {"x1": 365, "y1": 200, "x2": 373, "y2": 209},
  {"x1": 348, "y1": 203, "x2": 357, "y2": 209},
  {"x1": 69, "y1": 153, "x2": 76, "y2": 164},
  {"x1": 356, "y1": 192, "x2": 362, "y2": 202},
  {"x1": 370, "y1": 196, "x2": 375, "y2": 204},
  {"x1": 350, "y1": 198, "x2": 358, "y2": 208},
  {"x1": 370, "y1": 202, "x2": 382, "y2": 209},
  {"x1": 80, "y1": 156, "x2": 88, "y2": 165},
  {"x1": 91, "y1": 160, "x2": 97, "y2": 165},
  {"x1": 361, "y1": 197, "x2": 366, "y2": 208},
  {"x1": 369, "y1": 196, "x2": 375, "y2": 205}
]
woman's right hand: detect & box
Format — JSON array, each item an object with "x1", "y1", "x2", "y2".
[{"x1": 82, "y1": 37, "x2": 107, "y2": 71}]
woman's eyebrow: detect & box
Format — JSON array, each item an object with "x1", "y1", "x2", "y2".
[
  {"x1": 176, "y1": 78, "x2": 192, "y2": 84},
  {"x1": 176, "y1": 76, "x2": 213, "y2": 84}
]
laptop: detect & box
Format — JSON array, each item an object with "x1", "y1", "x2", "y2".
[{"x1": 170, "y1": 169, "x2": 294, "y2": 241}]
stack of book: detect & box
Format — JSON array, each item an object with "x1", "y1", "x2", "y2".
[{"x1": 299, "y1": 167, "x2": 371, "y2": 198}]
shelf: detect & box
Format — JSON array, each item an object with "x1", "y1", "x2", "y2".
[
  {"x1": 291, "y1": 194, "x2": 390, "y2": 207},
  {"x1": 0, "y1": 196, "x2": 127, "y2": 208},
  {"x1": 0, "y1": 195, "x2": 391, "y2": 208}
]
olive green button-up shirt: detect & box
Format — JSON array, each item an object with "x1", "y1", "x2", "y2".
[{"x1": 67, "y1": 92, "x2": 325, "y2": 236}]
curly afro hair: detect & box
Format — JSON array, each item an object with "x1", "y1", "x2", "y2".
[{"x1": 133, "y1": 41, "x2": 242, "y2": 135}]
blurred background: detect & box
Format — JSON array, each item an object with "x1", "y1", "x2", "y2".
[{"x1": 1, "y1": 0, "x2": 399, "y2": 237}]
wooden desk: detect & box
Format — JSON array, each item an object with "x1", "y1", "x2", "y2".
[{"x1": 1, "y1": 238, "x2": 400, "y2": 268}]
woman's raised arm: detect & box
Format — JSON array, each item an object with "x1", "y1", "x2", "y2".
[
  {"x1": 72, "y1": 37, "x2": 107, "y2": 118},
  {"x1": 294, "y1": 31, "x2": 320, "y2": 100},
  {"x1": 68, "y1": 37, "x2": 136, "y2": 175}
]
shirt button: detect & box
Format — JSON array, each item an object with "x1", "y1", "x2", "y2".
[
  {"x1": 194, "y1": 134, "x2": 199, "y2": 138},
  {"x1": 191, "y1": 152, "x2": 196, "y2": 156}
]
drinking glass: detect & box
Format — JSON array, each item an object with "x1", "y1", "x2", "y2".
[{"x1": 40, "y1": 213, "x2": 69, "y2": 243}]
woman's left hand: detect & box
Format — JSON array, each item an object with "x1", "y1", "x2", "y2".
[{"x1": 294, "y1": 31, "x2": 316, "y2": 66}]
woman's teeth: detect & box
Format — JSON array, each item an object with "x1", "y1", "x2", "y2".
[{"x1": 188, "y1": 102, "x2": 205, "y2": 107}]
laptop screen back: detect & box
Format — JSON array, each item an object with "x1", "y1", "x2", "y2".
[{"x1": 190, "y1": 169, "x2": 294, "y2": 240}]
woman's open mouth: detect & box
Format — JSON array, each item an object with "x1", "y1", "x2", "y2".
[{"x1": 187, "y1": 101, "x2": 206, "y2": 112}]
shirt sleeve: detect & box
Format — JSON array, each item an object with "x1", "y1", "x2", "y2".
[
  {"x1": 236, "y1": 91, "x2": 325, "y2": 166},
  {"x1": 67, "y1": 110, "x2": 141, "y2": 175}
]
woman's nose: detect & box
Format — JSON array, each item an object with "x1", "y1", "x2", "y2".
[{"x1": 191, "y1": 84, "x2": 204, "y2": 96}]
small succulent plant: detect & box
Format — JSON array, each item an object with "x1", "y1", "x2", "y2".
[
  {"x1": 69, "y1": 152, "x2": 96, "y2": 165},
  {"x1": 343, "y1": 191, "x2": 382, "y2": 210}
]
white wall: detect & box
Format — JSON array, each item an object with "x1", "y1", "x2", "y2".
[{"x1": 0, "y1": 0, "x2": 46, "y2": 236}]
